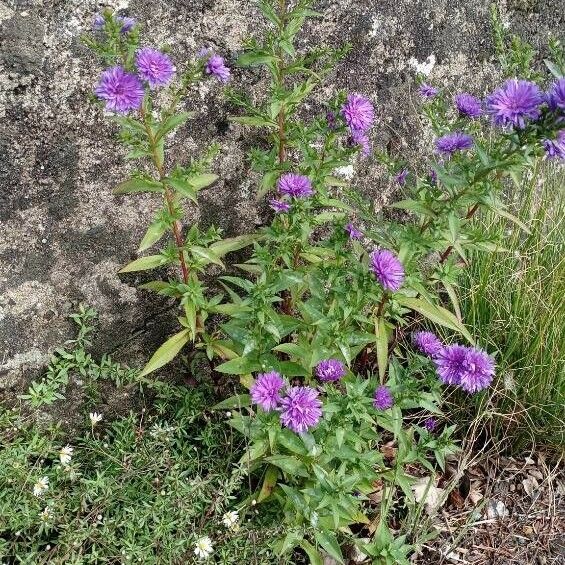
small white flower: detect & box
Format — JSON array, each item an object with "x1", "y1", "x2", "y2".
[
  {"x1": 33, "y1": 476, "x2": 49, "y2": 497},
  {"x1": 89, "y1": 412, "x2": 103, "y2": 426},
  {"x1": 39, "y1": 506, "x2": 52, "y2": 522},
  {"x1": 59, "y1": 445, "x2": 73, "y2": 466},
  {"x1": 222, "y1": 510, "x2": 239, "y2": 530},
  {"x1": 194, "y1": 536, "x2": 213, "y2": 560}
]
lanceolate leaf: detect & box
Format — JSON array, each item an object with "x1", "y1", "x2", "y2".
[
  {"x1": 300, "y1": 541, "x2": 323, "y2": 565},
  {"x1": 119, "y1": 255, "x2": 168, "y2": 273},
  {"x1": 187, "y1": 173, "x2": 219, "y2": 191},
  {"x1": 138, "y1": 221, "x2": 168, "y2": 252},
  {"x1": 210, "y1": 234, "x2": 260, "y2": 257},
  {"x1": 264, "y1": 455, "x2": 309, "y2": 477},
  {"x1": 114, "y1": 178, "x2": 163, "y2": 194},
  {"x1": 487, "y1": 205, "x2": 532, "y2": 234},
  {"x1": 257, "y1": 465, "x2": 279, "y2": 502},
  {"x1": 165, "y1": 177, "x2": 198, "y2": 202},
  {"x1": 396, "y1": 295, "x2": 474, "y2": 345},
  {"x1": 190, "y1": 246, "x2": 225, "y2": 267},
  {"x1": 229, "y1": 115, "x2": 277, "y2": 127},
  {"x1": 314, "y1": 531, "x2": 344, "y2": 564},
  {"x1": 139, "y1": 329, "x2": 190, "y2": 377},
  {"x1": 154, "y1": 111, "x2": 194, "y2": 142}
]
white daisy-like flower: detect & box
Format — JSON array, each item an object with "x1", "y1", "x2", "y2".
[
  {"x1": 89, "y1": 412, "x2": 103, "y2": 426},
  {"x1": 222, "y1": 510, "x2": 239, "y2": 530},
  {"x1": 39, "y1": 506, "x2": 52, "y2": 522},
  {"x1": 59, "y1": 445, "x2": 73, "y2": 466},
  {"x1": 194, "y1": 536, "x2": 213, "y2": 560},
  {"x1": 33, "y1": 476, "x2": 49, "y2": 497}
]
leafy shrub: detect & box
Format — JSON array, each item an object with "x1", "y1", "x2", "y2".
[{"x1": 14, "y1": 2, "x2": 563, "y2": 563}]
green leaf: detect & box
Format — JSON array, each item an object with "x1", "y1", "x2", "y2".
[
  {"x1": 139, "y1": 329, "x2": 190, "y2": 377},
  {"x1": 119, "y1": 255, "x2": 168, "y2": 273},
  {"x1": 324, "y1": 176, "x2": 349, "y2": 187},
  {"x1": 300, "y1": 541, "x2": 323, "y2": 565},
  {"x1": 237, "y1": 52, "x2": 278, "y2": 67},
  {"x1": 442, "y1": 281, "x2": 462, "y2": 322},
  {"x1": 209, "y1": 234, "x2": 260, "y2": 257},
  {"x1": 190, "y1": 246, "x2": 225, "y2": 267},
  {"x1": 390, "y1": 199, "x2": 433, "y2": 215},
  {"x1": 215, "y1": 356, "x2": 262, "y2": 375},
  {"x1": 211, "y1": 394, "x2": 251, "y2": 410},
  {"x1": 375, "y1": 317, "x2": 388, "y2": 383},
  {"x1": 264, "y1": 455, "x2": 309, "y2": 477},
  {"x1": 183, "y1": 301, "x2": 197, "y2": 340},
  {"x1": 138, "y1": 221, "x2": 168, "y2": 252},
  {"x1": 544, "y1": 59, "x2": 564, "y2": 79},
  {"x1": 487, "y1": 205, "x2": 531, "y2": 234},
  {"x1": 277, "y1": 429, "x2": 308, "y2": 455},
  {"x1": 154, "y1": 111, "x2": 194, "y2": 142},
  {"x1": 187, "y1": 173, "x2": 219, "y2": 191},
  {"x1": 165, "y1": 177, "x2": 198, "y2": 203},
  {"x1": 239, "y1": 439, "x2": 268, "y2": 465},
  {"x1": 137, "y1": 280, "x2": 171, "y2": 293},
  {"x1": 229, "y1": 115, "x2": 277, "y2": 127},
  {"x1": 314, "y1": 532, "x2": 344, "y2": 564},
  {"x1": 114, "y1": 178, "x2": 163, "y2": 194},
  {"x1": 396, "y1": 295, "x2": 474, "y2": 345},
  {"x1": 257, "y1": 465, "x2": 279, "y2": 502}
]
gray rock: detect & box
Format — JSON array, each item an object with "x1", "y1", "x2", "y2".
[{"x1": 0, "y1": 0, "x2": 562, "y2": 399}]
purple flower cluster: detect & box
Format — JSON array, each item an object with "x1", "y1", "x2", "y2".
[
  {"x1": 269, "y1": 199, "x2": 291, "y2": 213},
  {"x1": 423, "y1": 417, "x2": 437, "y2": 432},
  {"x1": 316, "y1": 359, "x2": 346, "y2": 382},
  {"x1": 412, "y1": 331, "x2": 443, "y2": 358},
  {"x1": 341, "y1": 93, "x2": 374, "y2": 155},
  {"x1": 373, "y1": 385, "x2": 394, "y2": 410},
  {"x1": 435, "y1": 132, "x2": 474, "y2": 156},
  {"x1": 395, "y1": 169, "x2": 409, "y2": 185},
  {"x1": 250, "y1": 371, "x2": 284, "y2": 412},
  {"x1": 370, "y1": 249, "x2": 405, "y2": 291},
  {"x1": 487, "y1": 79, "x2": 543, "y2": 129},
  {"x1": 250, "y1": 372, "x2": 322, "y2": 433},
  {"x1": 434, "y1": 344, "x2": 495, "y2": 392},
  {"x1": 543, "y1": 130, "x2": 565, "y2": 160},
  {"x1": 419, "y1": 83, "x2": 438, "y2": 99},
  {"x1": 455, "y1": 93, "x2": 483, "y2": 118},
  {"x1": 547, "y1": 78, "x2": 565, "y2": 113},
  {"x1": 277, "y1": 173, "x2": 314, "y2": 198},
  {"x1": 279, "y1": 387, "x2": 323, "y2": 433},
  {"x1": 205, "y1": 54, "x2": 231, "y2": 83},
  {"x1": 345, "y1": 223, "x2": 363, "y2": 240},
  {"x1": 93, "y1": 13, "x2": 136, "y2": 34},
  {"x1": 95, "y1": 66, "x2": 144, "y2": 113},
  {"x1": 136, "y1": 48, "x2": 175, "y2": 89}
]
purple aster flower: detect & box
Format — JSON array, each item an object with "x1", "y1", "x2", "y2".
[
  {"x1": 459, "y1": 348, "x2": 495, "y2": 393},
  {"x1": 316, "y1": 359, "x2": 346, "y2": 382},
  {"x1": 435, "y1": 131, "x2": 474, "y2": 156},
  {"x1": 349, "y1": 129, "x2": 371, "y2": 156},
  {"x1": 395, "y1": 169, "x2": 409, "y2": 185},
  {"x1": 205, "y1": 54, "x2": 231, "y2": 83},
  {"x1": 326, "y1": 111, "x2": 337, "y2": 130},
  {"x1": 412, "y1": 331, "x2": 443, "y2": 358},
  {"x1": 434, "y1": 344, "x2": 468, "y2": 385},
  {"x1": 269, "y1": 199, "x2": 291, "y2": 213},
  {"x1": 547, "y1": 78, "x2": 565, "y2": 112},
  {"x1": 543, "y1": 130, "x2": 565, "y2": 159},
  {"x1": 197, "y1": 47, "x2": 213, "y2": 58},
  {"x1": 423, "y1": 417, "x2": 437, "y2": 432},
  {"x1": 429, "y1": 168, "x2": 437, "y2": 185},
  {"x1": 345, "y1": 223, "x2": 363, "y2": 239},
  {"x1": 486, "y1": 79, "x2": 543, "y2": 128},
  {"x1": 277, "y1": 173, "x2": 314, "y2": 198},
  {"x1": 250, "y1": 371, "x2": 285, "y2": 412},
  {"x1": 93, "y1": 13, "x2": 105, "y2": 30},
  {"x1": 279, "y1": 386, "x2": 322, "y2": 433},
  {"x1": 373, "y1": 385, "x2": 394, "y2": 410},
  {"x1": 370, "y1": 249, "x2": 405, "y2": 291},
  {"x1": 341, "y1": 93, "x2": 375, "y2": 133},
  {"x1": 455, "y1": 93, "x2": 483, "y2": 118},
  {"x1": 95, "y1": 66, "x2": 144, "y2": 114},
  {"x1": 419, "y1": 83, "x2": 438, "y2": 99},
  {"x1": 116, "y1": 16, "x2": 135, "y2": 33},
  {"x1": 136, "y1": 48, "x2": 175, "y2": 89}
]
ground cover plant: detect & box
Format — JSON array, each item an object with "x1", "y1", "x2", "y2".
[{"x1": 2, "y1": 2, "x2": 564, "y2": 564}]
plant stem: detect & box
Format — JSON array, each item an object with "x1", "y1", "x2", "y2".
[
  {"x1": 276, "y1": 0, "x2": 287, "y2": 165},
  {"x1": 438, "y1": 202, "x2": 480, "y2": 264},
  {"x1": 140, "y1": 105, "x2": 189, "y2": 284}
]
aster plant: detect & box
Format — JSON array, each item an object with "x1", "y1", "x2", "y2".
[{"x1": 84, "y1": 10, "x2": 256, "y2": 377}]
